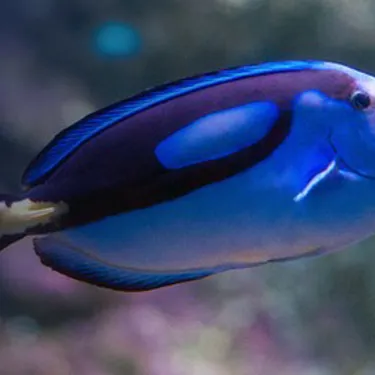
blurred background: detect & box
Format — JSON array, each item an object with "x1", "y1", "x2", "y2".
[{"x1": 1, "y1": 0, "x2": 375, "y2": 374}]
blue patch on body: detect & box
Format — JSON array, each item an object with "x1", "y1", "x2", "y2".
[
  {"x1": 33, "y1": 236, "x2": 224, "y2": 291},
  {"x1": 23, "y1": 60, "x2": 320, "y2": 186},
  {"x1": 155, "y1": 102, "x2": 278, "y2": 169}
]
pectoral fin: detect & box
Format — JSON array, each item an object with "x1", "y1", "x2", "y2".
[{"x1": 294, "y1": 160, "x2": 337, "y2": 202}]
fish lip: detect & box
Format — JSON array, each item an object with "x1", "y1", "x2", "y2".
[{"x1": 328, "y1": 135, "x2": 375, "y2": 180}]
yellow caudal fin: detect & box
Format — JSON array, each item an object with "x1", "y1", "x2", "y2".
[{"x1": 0, "y1": 198, "x2": 68, "y2": 251}]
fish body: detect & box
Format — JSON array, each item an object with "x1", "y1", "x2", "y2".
[{"x1": 1, "y1": 60, "x2": 375, "y2": 291}]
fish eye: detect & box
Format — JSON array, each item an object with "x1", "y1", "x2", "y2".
[{"x1": 350, "y1": 90, "x2": 371, "y2": 110}]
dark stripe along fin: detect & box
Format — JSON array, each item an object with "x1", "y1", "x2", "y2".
[
  {"x1": 23, "y1": 60, "x2": 319, "y2": 187},
  {"x1": 33, "y1": 236, "x2": 227, "y2": 291}
]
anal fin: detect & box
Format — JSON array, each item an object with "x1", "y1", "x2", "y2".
[{"x1": 33, "y1": 236, "x2": 220, "y2": 292}]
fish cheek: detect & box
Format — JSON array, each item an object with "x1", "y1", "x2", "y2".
[{"x1": 331, "y1": 109, "x2": 375, "y2": 178}]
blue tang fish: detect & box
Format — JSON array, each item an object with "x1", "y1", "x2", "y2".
[{"x1": 0, "y1": 60, "x2": 375, "y2": 292}]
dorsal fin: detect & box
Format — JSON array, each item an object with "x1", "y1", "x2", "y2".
[{"x1": 22, "y1": 60, "x2": 319, "y2": 187}]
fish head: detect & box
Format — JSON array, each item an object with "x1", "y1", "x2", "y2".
[{"x1": 322, "y1": 62, "x2": 375, "y2": 178}]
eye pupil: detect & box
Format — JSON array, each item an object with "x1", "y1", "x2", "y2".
[{"x1": 351, "y1": 91, "x2": 371, "y2": 110}]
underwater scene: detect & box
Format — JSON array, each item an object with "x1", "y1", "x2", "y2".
[{"x1": 2, "y1": 1, "x2": 375, "y2": 374}]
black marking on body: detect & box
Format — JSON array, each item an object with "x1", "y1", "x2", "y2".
[{"x1": 24, "y1": 69, "x2": 355, "y2": 231}]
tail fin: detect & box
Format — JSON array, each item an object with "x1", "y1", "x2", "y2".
[
  {"x1": 0, "y1": 194, "x2": 22, "y2": 250},
  {"x1": 0, "y1": 195, "x2": 67, "y2": 251},
  {"x1": 0, "y1": 232, "x2": 25, "y2": 251}
]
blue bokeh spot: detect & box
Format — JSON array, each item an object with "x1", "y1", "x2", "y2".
[{"x1": 94, "y1": 22, "x2": 141, "y2": 57}]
